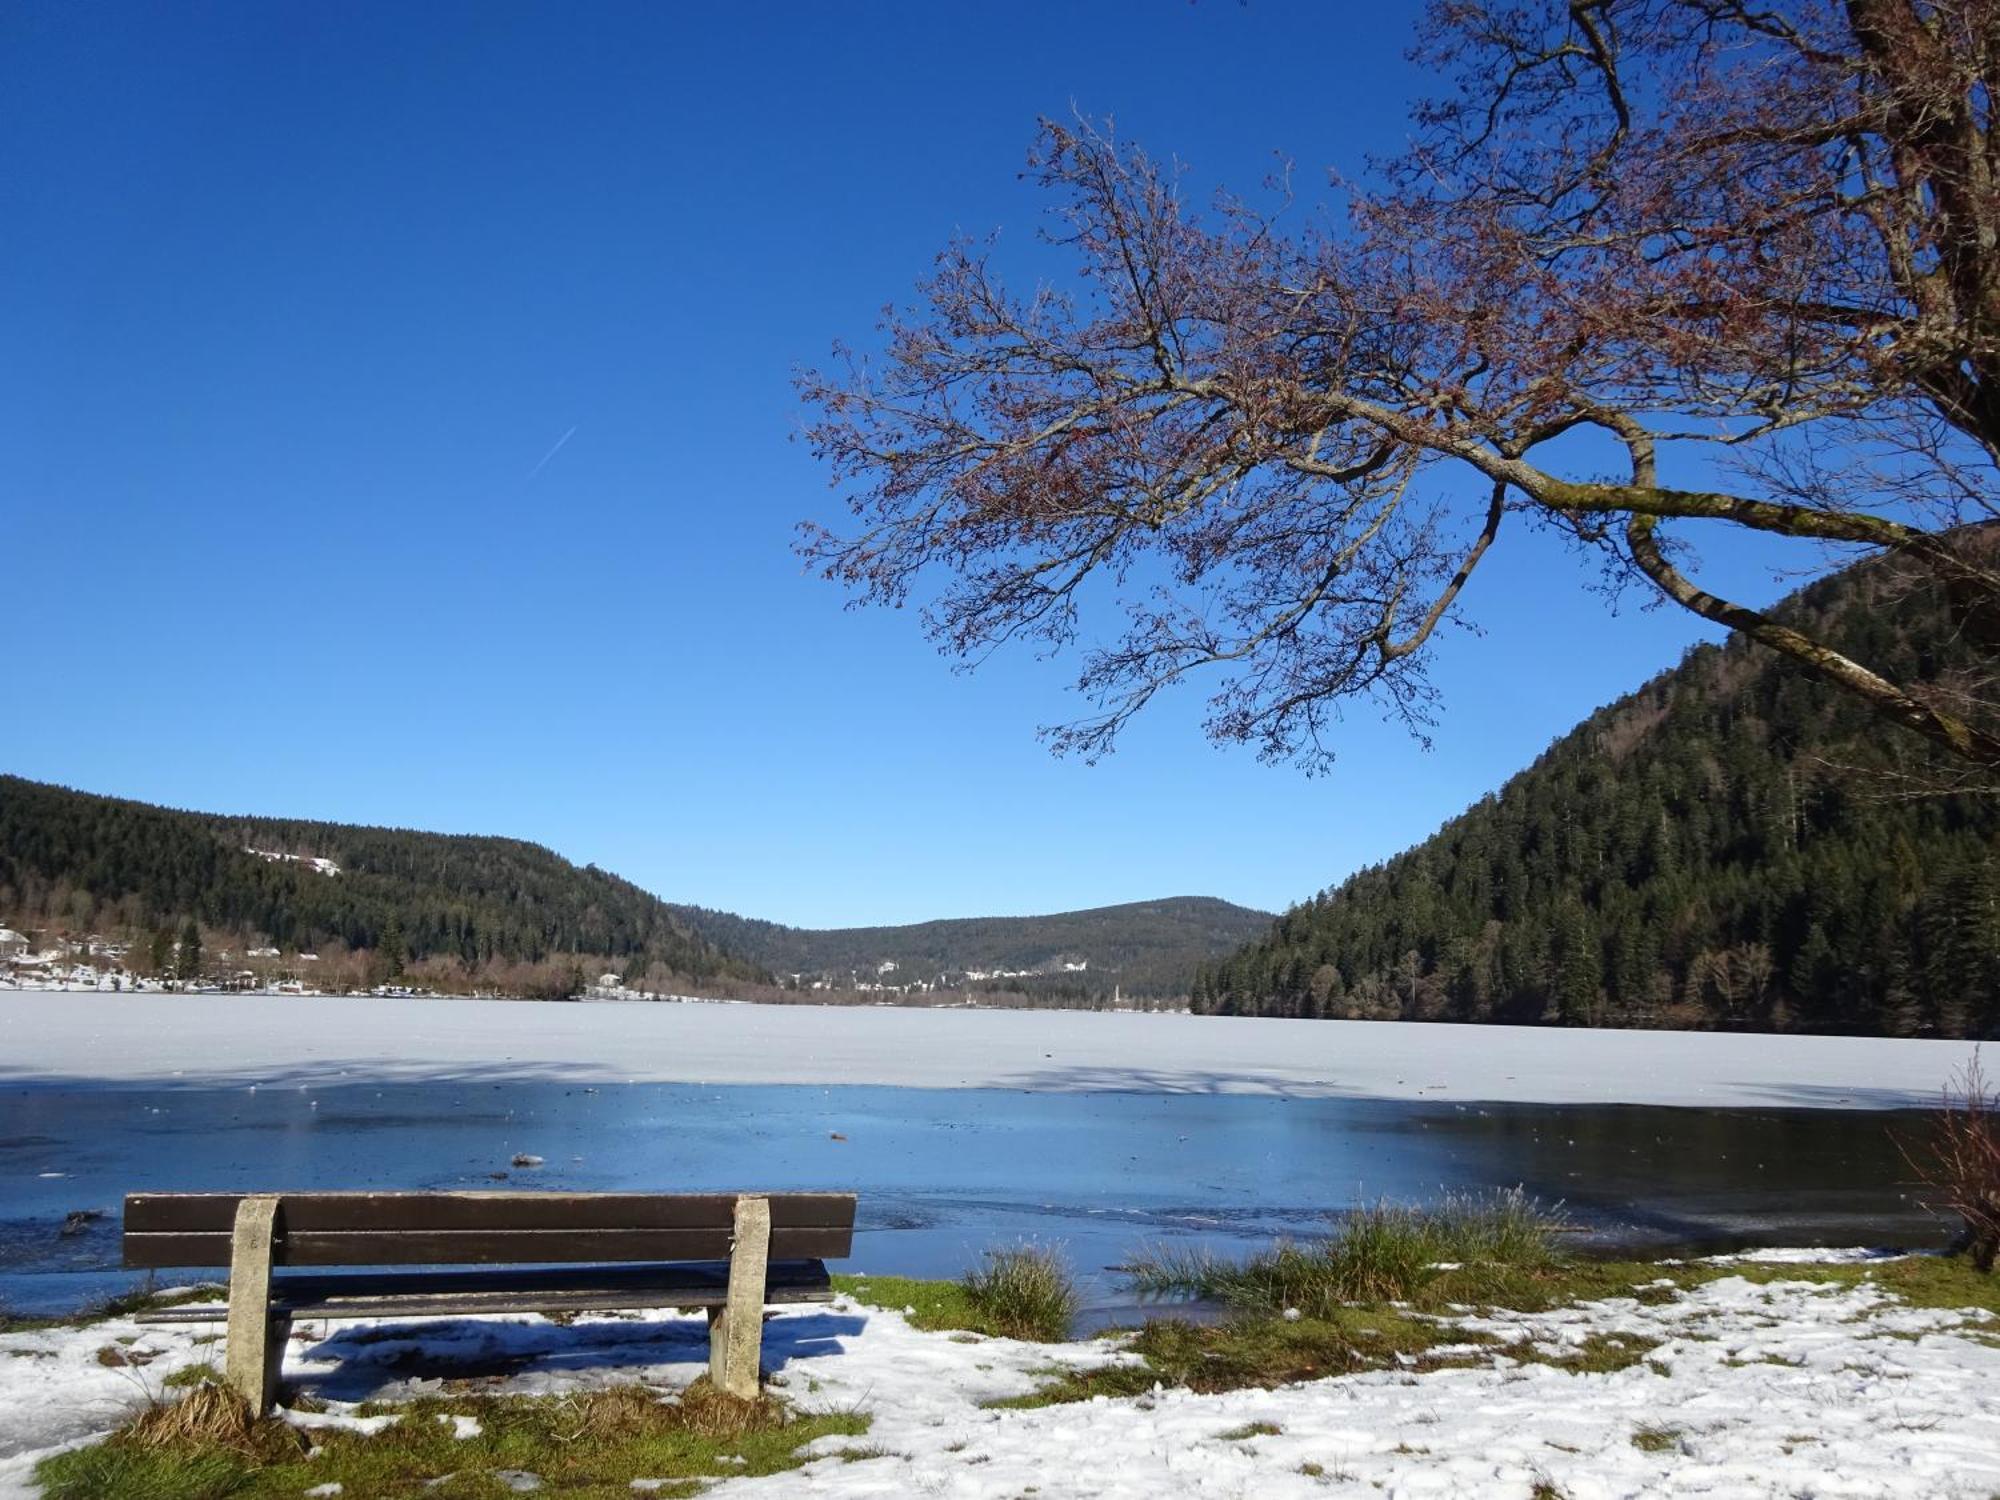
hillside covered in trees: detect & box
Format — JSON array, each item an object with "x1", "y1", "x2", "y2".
[
  {"x1": 0, "y1": 780, "x2": 1268, "y2": 1002},
  {"x1": 1194, "y1": 543, "x2": 2000, "y2": 1037},
  {"x1": 672, "y1": 896, "x2": 1272, "y2": 1000},
  {"x1": 0, "y1": 778, "x2": 763, "y2": 997}
]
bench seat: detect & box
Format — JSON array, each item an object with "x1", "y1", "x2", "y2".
[
  {"x1": 122, "y1": 1190, "x2": 856, "y2": 1412},
  {"x1": 138, "y1": 1258, "x2": 834, "y2": 1323}
]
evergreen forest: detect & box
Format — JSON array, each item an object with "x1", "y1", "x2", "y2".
[
  {"x1": 0, "y1": 778, "x2": 763, "y2": 995},
  {"x1": 1193, "y1": 541, "x2": 2000, "y2": 1037}
]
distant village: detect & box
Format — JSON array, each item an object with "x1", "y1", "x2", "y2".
[
  {"x1": 782, "y1": 956, "x2": 1095, "y2": 999},
  {"x1": 0, "y1": 923, "x2": 389, "y2": 998},
  {"x1": 0, "y1": 925, "x2": 1119, "y2": 1007}
]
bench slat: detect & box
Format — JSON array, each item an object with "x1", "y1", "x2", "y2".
[
  {"x1": 124, "y1": 1224, "x2": 853, "y2": 1268},
  {"x1": 124, "y1": 1192, "x2": 856, "y2": 1235},
  {"x1": 136, "y1": 1259, "x2": 835, "y2": 1323}
]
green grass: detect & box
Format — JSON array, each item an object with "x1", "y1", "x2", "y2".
[
  {"x1": 161, "y1": 1363, "x2": 223, "y2": 1391},
  {"x1": 834, "y1": 1273, "x2": 991, "y2": 1333},
  {"x1": 1631, "y1": 1424, "x2": 1682, "y2": 1453},
  {"x1": 837, "y1": 1250, "x2": 1082, "y2": 1342},
  {"x1": 35, "y1": 1381, "x2": 870, "y2": 1500},
  {"x1": 988, "y1": 1305, "x2": 1496, "y2": 1405}
]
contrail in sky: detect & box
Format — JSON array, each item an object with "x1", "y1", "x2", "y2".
[{"x1": 526, "y1": 425, "x2": 578, "y2": 481}]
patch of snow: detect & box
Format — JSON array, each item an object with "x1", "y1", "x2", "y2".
[
  {"x1": 1705, "y1": 1246, "x2": 1913, "y2": 1265},
  {"x1": 1, "y1": 1266, "x2": 1998, "y2": 1498},
  {"x1": 282, "y1": 1409, "x2": 402, "y2": 1437}
]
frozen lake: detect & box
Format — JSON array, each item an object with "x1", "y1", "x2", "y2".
[
  {"x1": 0, "y1": 990, "x2": 1980, "y2": 1105},
  {"x1": 0, "y1": 993, "x2": 1970, "y2": 1316}
]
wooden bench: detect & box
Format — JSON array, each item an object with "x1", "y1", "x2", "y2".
[{"x1": 123, "y1": 1191, "x2": 856, "y2": 1412}]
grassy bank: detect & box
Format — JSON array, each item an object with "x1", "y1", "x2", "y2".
[
  {"x1": 847, "y1": 1194, "x2": 1999, "y2": 1407},
  {"x1": 35, "y1": 1195, "x2": 1997, "y2": 1498}
]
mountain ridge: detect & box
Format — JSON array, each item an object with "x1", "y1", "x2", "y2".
[{"x1": 670, "y1": 895, "x2": 1273, "y2": 999}]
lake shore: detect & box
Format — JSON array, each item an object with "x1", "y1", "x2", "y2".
[
  {"x1": 0, "y1": 990, "x2": 1979, "y2": 1108},
  {"x1": 7, "y1": 1256, "x2": 2000, "y2": 1499}
]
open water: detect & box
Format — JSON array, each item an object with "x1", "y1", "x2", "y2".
[{"x1": 0, "y1": 1078, "x2": 1941, "y2": 1319}]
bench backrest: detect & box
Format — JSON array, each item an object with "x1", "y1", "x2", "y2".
[{"x1": 122, "y1": 1191, "x2": 856, "y2": 1268}]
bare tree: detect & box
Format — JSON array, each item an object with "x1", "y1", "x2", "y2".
[
  {"x1": 1900, "y1": 1051, "x2": 2000, "y2": 1268},
  {"x1": 801, "y1": 1, "x2": 2000, "y2": 773}
]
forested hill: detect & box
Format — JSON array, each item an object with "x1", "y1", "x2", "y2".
[
  {"x1": 669, "y1": 896, "x2": 1273, "y2": 999},
  {"x1": 0, "y1": 777, "x2": 763, "y2": 994},
  {"x1": 0, "y1": 778, "x2": 1269, "y2": 1001},
  {"x1": 1195, "y1": 541, "x2": 2000, "y2": 1038}
]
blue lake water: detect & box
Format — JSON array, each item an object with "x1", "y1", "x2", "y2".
[{"x1": 0, "y1": 1079, "x2": 1941, "y2": 1318}]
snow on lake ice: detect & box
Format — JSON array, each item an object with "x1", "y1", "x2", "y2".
[{"x1": 0, "y1": 990, "x2": 1982, "y2": 1108}]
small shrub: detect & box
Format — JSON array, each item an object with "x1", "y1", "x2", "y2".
[
  {"x1": 962, "y1": 1244, "x2": 1080, "y2": 1341},
  {"x1": 1899, "y1": 1051, "x2": 2000, "y2": 1271}
]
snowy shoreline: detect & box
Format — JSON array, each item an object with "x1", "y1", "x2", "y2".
[
  {"x1": 4, "y1": 1260, "x2": 1998, "y2": 1498},
  {"x1": 0, "y1": 990, "x2": 1980, "y2": 1108}
]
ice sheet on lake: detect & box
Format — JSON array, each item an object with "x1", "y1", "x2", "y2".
[{"x1": 0, "y1": 990, "x2": 1982, "y2": 1108}]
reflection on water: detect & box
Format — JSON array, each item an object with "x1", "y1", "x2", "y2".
[{"x1": 0, "y1": 1080, "x2": 1943, "y2": 1316}]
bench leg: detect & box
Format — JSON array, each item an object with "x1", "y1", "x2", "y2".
[
  {"x1": 223, "y1": 1196, "x2": 283, "y2": 1414},
  {"x1": 708, "y1": 1195, "x2": 770, "y2": 1399}
]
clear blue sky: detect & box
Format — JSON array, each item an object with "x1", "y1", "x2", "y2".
[{"x1": 1, "y1": 1, "x2": 1807, "y2": 928}]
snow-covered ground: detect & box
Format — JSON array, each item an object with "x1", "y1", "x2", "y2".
[
  {"x1": 0, "y1": 989, "x2": 1982, "y2": 1108},
  {"x1": 3, "y1": 1259, "x2": 1996, "y2": 1498}
]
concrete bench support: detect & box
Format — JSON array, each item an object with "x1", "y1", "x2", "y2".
[
  {"x1": 707, "y1": 1194, "x2": 770, "y2": 1398},
  {"x1": 223, "y1": 1195, "x2": 287, "y2": 1412}
]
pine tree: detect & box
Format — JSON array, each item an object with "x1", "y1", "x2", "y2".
[
  {"x1": 148, "y1": 926, "x2": 174, "y2": 981},
  {"x1": 178, "y1": 919, "x2": 202, "y2": 985}
]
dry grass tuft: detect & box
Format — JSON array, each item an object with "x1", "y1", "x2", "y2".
[
  {"x1": 555, "y1": 1382, "x2": 677, "y2": 1440},
  {"x1": 121, "y1": 1382, "x2": 304, "y2": 1462},
  {"x1": 672, "y1": 1376, "x2": 790, "y2": 1439},
  {"x1": 543, "y1": 1378, "x2": 789, "y2": 1443}
]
